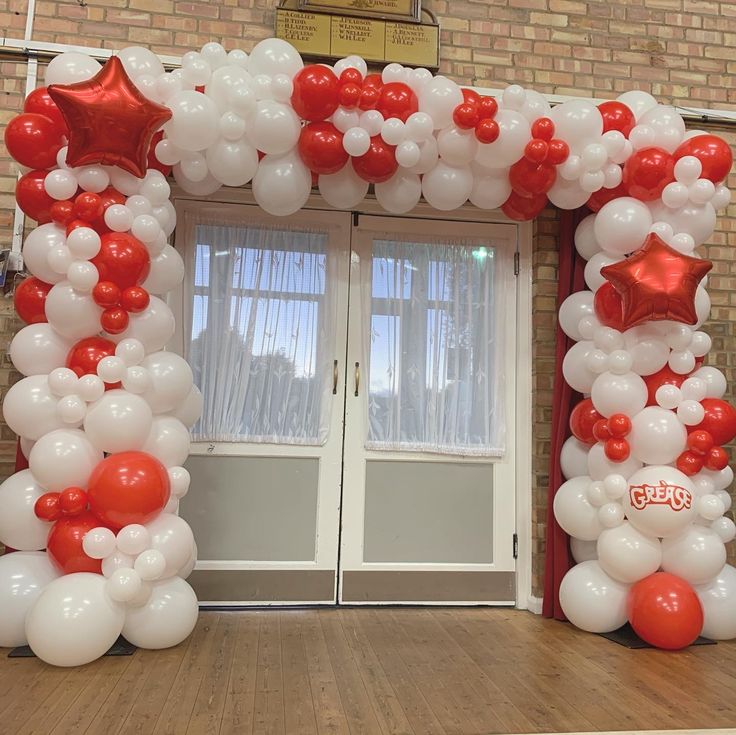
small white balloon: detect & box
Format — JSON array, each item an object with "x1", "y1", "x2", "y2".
[
  {"x1": 83, "y1": 527, "x2": 117, "y2": 560},
  {"x1": 116, "y1": 524, "x2": 151, "y2": 556}
]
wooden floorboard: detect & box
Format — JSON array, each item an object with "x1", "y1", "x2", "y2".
[{"x1": 2, "y1": 608, "x2": 736, "y2": 735}]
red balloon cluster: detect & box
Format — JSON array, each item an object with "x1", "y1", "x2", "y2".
[
  {"x1": 66, "y1": 336, "x2": 120, "y2": 387},
  {"x1": 593, "y1": 413, "x2": 632, "y2": 462},
  {"x1": 47, "y1": 512, "x2": 107, "y2": 575},
  {"x1": 452, "y1": 89, "x2": 500, "y2": 144},
  {"x1": 676, "y1": 429, "x2": 729, "y2": 476},
  {"x1": 643, "y1": 365, "x2": 686, "y2": 406},
  {"x1": 14, "y1": 276, "x2": 52, "y2": 324},
  {"x1": 298, "y1": 122, "x2": 348, "y2": 175},
  {"x1": 628, "y1": 572, "x2": 703, "y2": 650},
  {"x1": 690, "y1": 398, "x2": 736, "y2": 446},
  {"x1": 623, "y1": 147, "x2": 675, "y2": 202},
  {"x1": 50, "y1": 188, "x2": 126, "y2": 236},
  {"x1": 593, "y1": 282, "x2": 624, "y2": 330},
  {"x1": 569, "y1": 398, "x2": 604, "y2": 445},
  {"x1": 674, "y1": 134, "x2": 733, "y2": 184},
  {"x1": 291, "y1": 65, "x2": 341, "y2": 121},
  {"x1": 509, "y1": 117, "x2": 569, "y2": 200},
  {"x1": 375, "y1": 82, "x2": 418, "y2": 123}
]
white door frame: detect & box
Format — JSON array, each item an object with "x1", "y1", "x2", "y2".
[{"x1": 170, "y1": 185, "x2": 535, "y2": 610}]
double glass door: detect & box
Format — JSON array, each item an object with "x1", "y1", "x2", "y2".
[{"x1": 175, "y1": 202, "x2": 518, "y2": 605}]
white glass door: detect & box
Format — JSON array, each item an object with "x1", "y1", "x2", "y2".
[{"x1": 339, "y1": 215, "x2": 518, "y2": 604}]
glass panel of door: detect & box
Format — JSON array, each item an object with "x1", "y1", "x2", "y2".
[{"x1": 175, "y1": 203, "x2": 517, "y2": 605}]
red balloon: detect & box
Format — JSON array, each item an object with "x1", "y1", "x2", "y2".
[
  {"x1": 298, "y1": 122, "x2": 348, "y2": 175},
  {"x1": 623, "y1": 147, "x2": 675, "y2": 201},
  {"x1": 89, "y1": 186, "x2": 126, "y2": 234},
  {"x1": 593, "y1": 419, "x2": 612, "y2": 442},
  {"x1": 524, "y1": 139, "x2": 549, "y2": 163},
  {"x1": 51, "y1": 200, "x2": 74, "y2": 227},
  {"x1": 59, "y1": 487, "x2": 89, "y2": 516},
  {"x1": 453, "y1": 103, "x2": 480, "y2": 130},
  {"x1": 375, "y1": 83, "x2": 418, "y2": 123},
  {"x1": 16, "y1": 170, "x2": 56, "y2": 223},
  {"x1": 291, "y1": 65, "x2": 340, "y2": 121},
  {"x1": 14, "y1": 276, "x2": 52, "y2": 324},
  {"x1": 91, "y1": 231, "x2": 150, "y2": 289},
  {"x1": 691, "y1": 398, "x2": 736, "y2": 446},
  {"x1": 92, "y1": 280, "x2": 121, "y2": 308},
  {"x1": 147, "y1": 130, "x2": 171, "y2": 176},
  {"x1": 510, "y1": 159, "x2": 556, "y2": 198},
  {"x1": 687, "y1": 429, "x2": 714, "y2": 455},
  {"x1": 87, "y1": 451, "x2": 170, "y2": 530},
  {"x1": 601, "y1": 234, "x2": 712, "y2": 329},
  {"x1": 362, "y1": 73, "x2": 383, "y2": 89},
  {"x1": 628, "y1": 572, "x2": 703, "y2": 650},
  {"x1": 608, "y1": 413, "x2": 632, "y2": 439},
  {"x1": 643, "y1": 365, "x2": 686, "y2": 407},
  {"x1": 586, "y1": 180, "x2": 628, "y2": 212},
  {"x1": 351, "y1": 137, "x2": 398, "y2": 183},
  {"x1": 546, "y1": 139, "x2": 569, "y2": 166},
  {"x1": 339, "y1": 83, "x2": 362, "y2": 109},
  {"x1": 101, "y1": 307, "x2": 130, "y2": 335},
  {"x1": 358, "y1": 86, "x2": 380, "y2": 111},
  {"x1": 73, "y1": 192, "x2": 104, "y2": 222},
  {"x1": 4, "y1": 113, "x2": 64, "y2": 169},
  {"x1": 598, "y1": 101, "x2": 636, "y2": 136},
  {"x1": 478, "y1": 97, "x2": 498, "y2": 119},
  {"x1": 24, "y1": 86, "x2": 68, "y2": 135},
  {"x1": 47, "y1": 512, "x2": 106, "y2": 574},
  {"x1": 120, "y1": 286, "x2": 150, "y2": 313},
  {"x1": 48, "y1": 57, "x2": 172, "y2": 178},
  {"x1": 339, "y1": 68, "x2": 362, "y2": 86},
  {"x1": 705, "y1": 446, "x2": 729, "y2": 471},
  {"x1": 676, "y1": 450, "x2": 703, "y2": 476},
  {"x1": 66, "y1": 336, "x2": 117, "y2": 378},
  {"x1": 569, "y1": 398, "x2": 603, "y2": 444},
  {"x1": 461, "y1": 88, "x2": 481, "y2": 106},
  {"x1": 34, "y1": 492, "x2": 61, "y2": 522},
  {"x1": 531, "y1": 117, "x2": 555, "y2": 141},
  {"x1": 475, "y1": 118, "x2": 499, "y2": 144},
  {"x1": 605, "y1": 438, "x2": 630, "y2": 462},
  {"x1": 501, "y1": 191, "x2": 548, "y2": 221},
  {"x1": 593, "y1": 282, "x2": 624, "y2": 330},
  {"x1": 674, "y1": 134, "x2": 733, "y2": 184}
]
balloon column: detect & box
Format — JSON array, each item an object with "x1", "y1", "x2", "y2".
[{"x1": 0, "y1": 39, "x2": 733, "y2": 661}]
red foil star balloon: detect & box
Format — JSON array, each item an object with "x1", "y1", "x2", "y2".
[
  {"x1": 600, "y1": 233, "x2": 712, "y2": 329},
  {"x1": 48, "y1": 56, "x2": 172, "y2": 178}
]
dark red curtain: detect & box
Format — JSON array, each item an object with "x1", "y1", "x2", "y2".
[
  {"x1": 15, "y1": 438, "x2": 28, "y2": 472},
  {"x1": 542, "y1": 208, "x2": 589, "y2": 619}
]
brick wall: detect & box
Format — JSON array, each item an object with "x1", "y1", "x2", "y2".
[{"x1": 0, "y1": 0, "x2": 734, "y2": 598}]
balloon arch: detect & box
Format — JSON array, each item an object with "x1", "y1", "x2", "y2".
[{"x1": 1, "y1": 38, "x2": 734, "y2": 664}]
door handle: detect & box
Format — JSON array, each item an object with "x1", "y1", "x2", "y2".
[
  {"x1": 333, "y1": 359, "x2": 338, "y2": 395},
  {"x1": 354, "y1": 362, "x2": 360, "y2": 397}
]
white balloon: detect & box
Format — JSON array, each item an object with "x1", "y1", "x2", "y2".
[
  {"x1": 418, "y1": 76, "x2": 463, "y2": 129},
  {"x1": 623, "y1": 465, "x2": 697, "y2": 538},
  {"x1": 591, "y1": 371, "x2": 647, "y2": 418},
  {"x1": 519, "y1": 89, "x2": 551, "y2": 122},
  {"x1": 145, "y1": 513, "x2": 196, "y2": 579},
  {"x1": 29, "y1": 428, "x2": 102, "y2": 493},
  {"x1": 662, "y1": 526, "x2": 726, "y2": 585},
  {"x1": 648, "y1": 200, "x2": 716, "y2": 247},
  {"x1": 25, "y1": 573, "x2": 124, "y2": 667},
  {"x1": 469, "y1": 164, "x2": 512, "y2": 210},
  {"x1": 248, "y1": 38, "x2": 303, "y2": 78},
  {"x1": 319, "y1": 164, "x2": 369, "y2": 209},
  {"x1": 559, "y1": 561, "x2": 629, "y2": 633},
  {"x1": 628, "y1": 406, "x2": 687, "y2": 465},
  {"x1": 142, "y1": 352, "x2": 194, "y2": 413},
  {"x1": 562, "y1": 340, "x2": 598, "y2": 393},
  {"x1": 395, "y1": 140, "x2": 421, "y2": 169},
  {"x1": 332, "y1": 107, "x2": 360, "y2": 134},
  {"x1": 67, "y1": 261, "x2": 99, "y2": 292},
  {"x1": 106, "y1": 568, "x2": 143, "y2": 603},
  {"x1": 381, "y1": 118, "x2": 406, "y2": 146},
  {"x1": 101, "y1": 550, "x2": 135, "y2": 578},
  {"x1": 474, "y1": 110, "x2": 530, "y2": 168},
  {"x1": 0, "y1": 470, "x2": 53, "y2": 551},
  {"x1": 82, "y1": 527, "x2": 117, "y2": 560},
  {"x1": 45, "y1": 52, "x2": 101, "y2": 85},
  {"x1": 547, "y1": 176, "x2": 590, "y2": 210},
  {"x1": 616, "y1": 90, "x2": 657, "y2": 121},
  {"x1": 253, "y1": 151, "x2": 311, "y2": 217},
  {"x1": 0, "y1": 551, "x2": 60, "y2": 647},
  {"x1": 206, "y1": 139, "x2": 259, "y2": 187},
  {"x1": 692, "y1": 366, "x2": 727, "y2": 399},
  {"x1": 638, "y1": 105, "x2": 685, "y2": 153},
  {"x1": 437, "y1": 125, "x2": 477, "y2": 166},
  {"x1": 247, "y1": 100, "x2": 301, "y2": 155},
  {"x1": 359, "y1": 110, "x2": 384, "y2": 137},
  {"x1": 574, "y1": 214, "x2": 600, "y2": 261},
  {"x1": 584, "y1": 252, "x2": 618, "y2": 292},
  {"x1": 560, "y1": 436, "x2": 590, "y2": 480},
  {"x1": 118, "y1": 46, "x2": 164, "y2": 81},
  {"x1": 142, "y1": 416, "x2": 191, "y2": 467},
  {"x1": 3, "y1": 374, "x2": 65, "y2": 440},
  {"x1": 205, "y1": 64, "x2": 251, "y2": 112},
  {"x1": 122, "y1": 576, "x2": 198, "y2": 649},
  {"x1": 22, "y1": 223, "x2": 67, "y2": 284},
  {"x1": 587, "y1": 441, "x2": 642, "y2": 481},
  {"x1": 422, "y1": 162, "x2": 472, "y2": 211},
  {"x1": 168, "y1": 466, "x2": 191, "y2": 499},
  {"x1": 343, "y1": 127, "x2": 371, "y2": 157},
  {"x1": 559, "y1": 291, "x2": 594, "y2": 342},
  {"x1": 404, "y1": 111, "x2": 434, "y2": 141},
  {"x1": 597, "y1": 522, "x2": 661, "y2": 584},
  {"x1": 623, "y1": 327, "x2": 669, "y2": 376},
  {"x1": 141, "y1": 244, "x2": 185, "y2": 296},
  {"x1": 696, "y1": 565, "x2": 736, "y2": 640},
  {"x1": 10, "y1": 324, "x2": 72, "y2": 377},
  {"x1": 570, "y1": 537, "x2": 598, "y2": 563},
  {"x1": 83, "y1": 390, "x2": 153, "y2": 454},
  {"x1": 549, "y1": 100, "x2": 603, "y2": 152},
  {"x1": 375, "y1": 171, "x2": 421, "y2": 214},
  {"x1": 164, "y1": 91, "x2": 220, "y2": 152},
  {"x1": 45, "y1": 281, "x2": 103, "y2": 340},
  {"x1": 408, "y1": 137, "x2": 439, "y2": 175},
  {"x1": 594, "y1": 197, "x2": 653, "y2": 256},
  {"x1": 553, "y1": 476, "x2": 603, "y2": 541},
  {"x1": 105, "y1": 296, "x2": 175, "y2": 352}
]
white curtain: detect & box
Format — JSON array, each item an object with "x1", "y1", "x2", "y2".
[
  {"x1": 362, "y1": 235, "x2": 506, "y2": 457},
  {"x1": 182, "y1": 211, "x2": 337, "y2": 445}
]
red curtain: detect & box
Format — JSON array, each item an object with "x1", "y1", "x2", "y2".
[
  {"x1": 15, "y1": 438, "x2": 28, "y2": 472},
  {"x1": 543, "y1": 208, "x2": 588, "y2": 619}
]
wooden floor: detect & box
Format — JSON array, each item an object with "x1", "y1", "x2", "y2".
[{"x1": 2, "y1": 608, "x2": 736, "y2": 735}]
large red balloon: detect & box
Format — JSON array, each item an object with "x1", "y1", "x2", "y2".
[
  {"x1": 15, "y1": 170, "x2": 56, "y2": 223},
  {"x1": 24, "y1": 86, "x2": 69, "y2": 136},
  {"x1": 47, "y1": 512, "x2": 105, "y2": 575},
  {"x1": 598, "y1": 101, "x2": 635, "y2": 136},
  {"x1": 690, "y1": 398, "x2": 736, "y2": 446},
  {"x1": 623, "y1": 147, "x2": 675, "y2": 201},
  {"x1": 674, "y1": 134, "x2": 733, "y2": 184},
  {"x1": 91, "y1": 231, "x2": 150, "y2": 289},
  {"x1": 593, "y1": 282, "x2": 624, "y2": 330},
  {"x1": 375, "y1": 82, "x2": 418, "y2": 123},
  {"x1": 66, "y1": 336, "x2": 118, "y2": 379},
  {"x1": 14, "y1": 276, "x2": 52, "y2": 324},
  {"x1": 509, "y1": 159, "x2": 556, "y2": 198},
  {"x1": 4, "y1": 113, "x2": 64, "y2": 169},
  {"x1": 627, "y1": 572, "x2": 703, "y2": 650},
  {"x1": 298, "y1": 122, "x2": 348, "y2": 175},
  {"x1": 569, "y1": 398, "x2": 604, "y2": 444},
  {"x1": 87, "y1": 451, "x2": 170, "y2": 530},
  {"x1": 291, "y1": 65, "x2": 340, "y2": 122},
  {"x1": 48, "y1": 56, "x2": 172, "y2": 178},
  {"x1": 501, "y1": 191, "x2": 548, "y2": 221},
  {"x1": 644, "y1": 365, "x2": 686, "y2": 406},
  {"x1": 351, "y1": 137, "x2": 398, "y2": 183}
]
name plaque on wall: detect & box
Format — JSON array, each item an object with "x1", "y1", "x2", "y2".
[
  {"x1": 299, "y1": 0, "x2": 420, "y2": 23},
  {"x1": 276, "y1": 2, "x2": 439, "y2": 69}
]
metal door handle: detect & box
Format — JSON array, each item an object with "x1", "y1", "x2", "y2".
[
  {"x1": 333, "y1": 359, "x2": 338, "y2": 395},
  {"x1": 354, "y1": 362, "x2": 360, "y2": 397}
]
